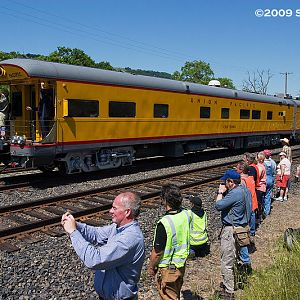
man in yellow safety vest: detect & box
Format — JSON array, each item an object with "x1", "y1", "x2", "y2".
[
  {"x1": 148, "y1": 183, "x2": 191, "y2": 300},
  {"x1": 188, "y1": 196, "x2": 210, "y2": 258}
]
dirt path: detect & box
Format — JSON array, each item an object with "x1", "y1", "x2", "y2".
[{"x1": 181, "y1": 182, "x2": 300, "y2": 300}]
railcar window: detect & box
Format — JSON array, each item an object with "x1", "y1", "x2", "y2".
[
  {"x1": 200, "y1": 106, "x2": 210, "y2": 118},
  {"x1": 109, "y1": 101, "x2": 136, "y2": 117},
  {"x1": 154, "y1": 104, "x2": 168, "y2": 118},
  {"x1": 252, "y1": 110, "x2": 261, "y2": 119},
  {"x1": 221, "y1": 108, "x2": 230, "y2": 119},
  {"x1": 267, "y1": 111, "x2": 273, "y2": 120},
  {"x1": 11, "y1": 92, "x2": 22, "y2": 117},
  {"x1": 240, "y1": 109, "x2": 250, "y2": 119},
  {"x1": 68, "y1": 99, "x2": 99, "y2": 117}
]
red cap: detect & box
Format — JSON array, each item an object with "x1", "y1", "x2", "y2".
[{"x1": 263, "y1": 149, "x2": 272, "y2": 157}]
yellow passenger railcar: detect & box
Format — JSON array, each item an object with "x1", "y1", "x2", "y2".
[{"x1": 0, "y1": 59, "x2": 298, "y2": 174}]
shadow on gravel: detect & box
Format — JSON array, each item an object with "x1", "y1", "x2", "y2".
[{"x1": 182, "y1": 289, "x2": 204, "y2": 300}]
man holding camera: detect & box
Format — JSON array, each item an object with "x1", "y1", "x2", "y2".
[
  {"x1": 61, "y1": 192, "x2": 145, "y2": 300},
  {"x1": 215, "y1": 170, "x2": 252, "y2": 300}
]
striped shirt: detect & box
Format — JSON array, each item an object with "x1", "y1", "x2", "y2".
[{"x1": 282, "y1": 145, "x2": 292, "y2": 163}]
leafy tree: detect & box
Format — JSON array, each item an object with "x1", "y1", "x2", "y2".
[
  {"x1": 242, "y1": 69, "x2": 273, "y2": 94},
  {"x1": 47, "y1": 47, "x2": 96, "y2": 67},
  {"x1": 47, "y1": 47, "x2": 115, "y2": 71},
  {"x1": 95, "y1": 61, "x2": 115, "y2": 71},
  {"x1": 172, "y1": 71, "x2": 181, "y2": 81},
  {"x1": 215, "y1": 77, "x2": 235, "y2": 89},
  {"x1": 124, "y1": 67, "x2": 172, "y2": 79},
  {"x1": 0, "y1": 51, "x2": 21, "y2": 60},
  {"x1": 172, "y1": 60, "x2": 214, "y2": 84},
  {"x1": 171, "y1": 60, "x2": 235, "y2": 88}
]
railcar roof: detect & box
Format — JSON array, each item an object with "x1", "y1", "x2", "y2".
[{"x1": 0, "y1": 58, "x2": 296, "y2": 106}]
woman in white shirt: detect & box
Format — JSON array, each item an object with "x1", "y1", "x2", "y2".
[{"x1": 275, "y1": 152, "x2": 291, "y2": 201}]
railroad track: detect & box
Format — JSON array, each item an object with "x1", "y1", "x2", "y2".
[
  {"x1": 0, "y1": 148, "x2": 236, "y2": 192},
  {"x1": 0, "y1": 147, "x2": 298, "y2": 192},
  {"x1": 0, "y1": 160, "x2": 237, "y2": 252},
  {"x1": 1, "y1": 149, "x2": 300, "y2": 252}
]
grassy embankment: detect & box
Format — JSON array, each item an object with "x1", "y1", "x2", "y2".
[{"x1": 239, "y1": 240, "x2": 300, "y2": 300}]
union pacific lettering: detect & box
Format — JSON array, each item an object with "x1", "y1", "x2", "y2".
[
  {"x1": 189, "y1": 97, "x2": 256, "y2": 108},
  {"x1": 190, "y1": 97, "x2": 218, "y2": 105},
  {"x1": 8, "y1": 72, "x2": 22, "y2": 78},
  {"x1": 229, "y1": 101, "x2": 256, "y2": 108}
]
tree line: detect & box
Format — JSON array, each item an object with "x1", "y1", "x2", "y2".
[{"x1": 1, "y1": 47, "x2": 275, "y2": 94}]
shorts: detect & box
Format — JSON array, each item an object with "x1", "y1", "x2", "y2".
[{"x1": 276, "y1": 175, "x2": 290, "y2": 188}]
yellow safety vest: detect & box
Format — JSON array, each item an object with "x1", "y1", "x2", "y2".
[
  {"x1": 189, "y1": 210, "x2": 208, "y2": 246},
  {"x1": 155, "y1": 210, "x2": 190, "y2": 268}
]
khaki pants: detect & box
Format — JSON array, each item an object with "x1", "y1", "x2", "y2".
[
  {"x1": 156, "y1": 266, "x2": 185, "y2": 300},
  {"x1": 220, "y1": 226, "x2": 236, "y2": 293}
]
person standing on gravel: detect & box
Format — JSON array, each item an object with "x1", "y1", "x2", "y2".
[
  {"x1": 275, "y1": 152, "x2": 291, "y2": 202},
  {"x1": 187, "y1": 196, "x2": 210, "y2": 258},
  {"x1": 280, "y1": 138, "x2": 292, "y2": 162},
  {"x1": 215, "y1": 170, "x2": 252, "y2": 300},
  {"x1": 61, "y1": 192, "x2": 145, "y2": 300},
  {"x1": 255, "y1": 152, "x2": 266, "y2": 223},
  {"x1": 262, "y1": 150, "x2": 277, "y2": 216},
  {"x1": 236, "y1": 161, "x2": 258, "y2": 242},
  {"x1": 148, "y1": 183, "x2": 190, "y2": 300},
  {"x1": 280, "y1": 138, "x2": 292, "y2": 198}
]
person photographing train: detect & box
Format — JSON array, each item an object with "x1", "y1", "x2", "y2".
[
  {"x1": 215, "y1": 170, "x2": 252, "y2": 299},
  {"x1": 61, "y1": 192, "x2": 145, "y2": 300}
]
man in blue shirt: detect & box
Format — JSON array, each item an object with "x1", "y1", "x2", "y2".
[
  {"x1": 61, "y1": 192, "x2": 145, "y2": 300},
  {"x1": 215, "y1": 170, "x2": 252, "y2": 300}
]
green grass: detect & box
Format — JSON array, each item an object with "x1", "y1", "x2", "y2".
[{"x1": 239, "y1": 240, "x2": 300, "y2": 300}]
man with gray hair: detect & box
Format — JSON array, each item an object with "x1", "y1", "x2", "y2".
[{"x1": 61, "y1": 192, "x2": 145, "y2": 300}]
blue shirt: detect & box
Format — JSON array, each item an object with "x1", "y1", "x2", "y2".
[
  {"x1": 215, "y1": 185, "x2": 252, "y2": 226},
  {"x1": 70, "y1": 221, "x2": 145, "y2": 300}
]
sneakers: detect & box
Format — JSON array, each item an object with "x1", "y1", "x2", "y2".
[
  {"x1": 283, "y1": 196, "x2": 288, "y2": 201},
  {"x1": 275, "y1": 197, "x2": 283, "y2": 202}
]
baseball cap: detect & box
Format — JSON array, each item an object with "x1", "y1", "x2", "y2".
[
  {"x1": 263, "y1": 149, "x2": 272, "y2": 157},
  {"x1": 220, "y1": 169, "x2": 241, "y2": 181},
  {"x1": 279, "y1": 152, "x2": 287, "y2": 156}
]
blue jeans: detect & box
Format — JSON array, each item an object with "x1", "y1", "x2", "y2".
[
  {"x1": 264, "y1": 179, "x2": 274, "y2": 215},
  {"x1": 239, "y1": 246, "x2": 251, "y2": 264},
  {"x1": 249, "y1": 211, "x2": 256, "y2": 236}
]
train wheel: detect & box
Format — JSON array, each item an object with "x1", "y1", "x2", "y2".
[{"x1": 38, "y1": 164, "x2": 55, "y2": 173}]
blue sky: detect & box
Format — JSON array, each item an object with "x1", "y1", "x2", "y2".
[{"x1": 0, "y1": 0, "x2": 299, "y2": 96}]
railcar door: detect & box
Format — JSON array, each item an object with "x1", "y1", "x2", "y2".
[
  {"x1": 10, "y1": 84, "x2": 33, "y2": 139},
  {"x1": 10, "y1": 82, "x2": 56, "y2": 142}
]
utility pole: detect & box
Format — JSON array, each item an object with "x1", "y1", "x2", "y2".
[{"x1": 280, "y1": 72, "x2": 293, "y2": 97}]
